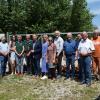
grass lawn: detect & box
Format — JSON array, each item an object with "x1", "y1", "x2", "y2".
[{"x1": 0, "y1": 75, "x2": 100, "y2": 100}]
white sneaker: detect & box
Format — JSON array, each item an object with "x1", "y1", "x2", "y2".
[
  {"x1": 11, "y1": 73, "x2": 14, "y2": 75},
  {"x1": 41, "y1": 75, "x2": 48, "y2": 80}
]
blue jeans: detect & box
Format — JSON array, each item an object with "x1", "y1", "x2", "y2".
[
  {"x1": 0, "y1": 56, "x2": 8, "y2": 76},
  {"x1": 80, "y1": 56, "x2": 92, "y2": 83},
  {"x1": 0, "y1": 60, "x2": 4, "y2": 75},
  {"x1": 0, "y1": 56, "x2": 7, "y2": 76},
  {"x1": 15, "y1": 55, "x2": 23, "y2": 73},
  {"x1": 66, "y1": 55, "x2": 75, "y2": 79}
]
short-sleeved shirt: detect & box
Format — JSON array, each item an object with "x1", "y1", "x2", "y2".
[
  {"x1": 78, "y1": 38, "x2": 95, "y2": 54},
  {"x1": 63, "y1": 39, "x2": 76, "y2": 55},
  {"x1": 24, "y1": 40, "x2": 33, "y2": 53},
  {"x1": 0, "y1": 42, "x2": 9, "y2": 60},
  {"x1": 0, "y1": 42, "x2": 9, "y2": 53},
  {"x1": 92, "y1": 36, "x2": 100, "y2": 57},
  {"x1": 15, "y1": 41, "x2": 24, "y2": 54}
]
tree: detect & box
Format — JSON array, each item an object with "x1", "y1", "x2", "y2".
[
  {"x1": 25, "y1": 0, "x2": 72, "y2": 33},
  {"x1": 70, "y1": 0, "x2": 93, "y2": 32},
  {"x1": 0, "y1": 0, "x2": 94, "y2": 33}
]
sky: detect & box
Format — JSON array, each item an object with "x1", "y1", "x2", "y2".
[{"x1": 87, "y1": 0, "x2": 100, "y2": 29}]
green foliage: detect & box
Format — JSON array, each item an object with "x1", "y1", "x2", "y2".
[
  {"x1": 0, "y1": 0, "x2": 93, "y2": 33},
  {"x1": 70, "y1": 0, "x2": 94, "y2": 32}
]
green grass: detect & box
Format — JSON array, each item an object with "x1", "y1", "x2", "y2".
[{"x1": 0, "y1": 75, "x2": 100, "y2": 100}]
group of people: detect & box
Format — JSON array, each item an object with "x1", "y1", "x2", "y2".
[{"x1": 0, "y1": 30, "x2": 100, "y2": 87}]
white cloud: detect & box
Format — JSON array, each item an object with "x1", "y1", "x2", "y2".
[
  {"x1": 87, "y1": 0, "x2": 100, "y2": 4},
  {"x1": 90, "y1": 9, "x2": 100, "y2": 15}
]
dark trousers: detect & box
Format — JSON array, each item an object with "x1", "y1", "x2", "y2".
[
  {"x1": 66, "y1": 55, "x2": 75, "y2": 79},
  {"x1": 56, "y1": 52, "x2": 63, "y2": 76},
  {"x1": 33, "y1": 57, "x2": 41, "y2": 76},
  {"x1": 26, "y1": 55, "x2": 32, "y2": 74},
  {"x1": 49, "y1": 68, "x2": 56, "y2": 78},
  {"x1": 80, "y1": 56, "x2": 92, "y2": 83},
  {"x1": 78, "y1": 58, "x2": 83, "y2": 81}
]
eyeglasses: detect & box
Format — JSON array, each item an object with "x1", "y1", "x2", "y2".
[{"x1": 49, "y1": 40, "x2": 52, "y2": 41}]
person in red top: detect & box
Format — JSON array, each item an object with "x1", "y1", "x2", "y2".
[{"x1": 92, "y1": 30, "x2": 100, "y2": 80}]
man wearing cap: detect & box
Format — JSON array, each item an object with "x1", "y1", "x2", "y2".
[{"x1": 92, "y1": 30, "x2": 100, "y2": 80}]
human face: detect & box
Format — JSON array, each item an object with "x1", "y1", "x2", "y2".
[
  {"x1": 32, "y1": 35, "x2": 37, "y2": 41},
  {"x1": 54, "y1": 31, "x2": 60, "y2": 38},
  {"x1": 81, "y1": 32, "x2": 88, "y2": 40},
  {"x1": 43, "y1": 35, "x2": 48, "y2": 42},
  {"x1": 93, "y1": 32, "x2": 99, "y2": 39},
  {"x1": 67, "y1": 33, "x2": 72, "y2": 40},
  {"x1": 48, "y1": 37, "x2": 53, "y2": 45},
  {"x1": 17, "y1": 35, "x2": 22, "y2": 42},
  {"x1": 77, "y1": 34, "x2": 82, "y2": 40},
  {"x1": 26, "y1": 35, "x2": 30, "y2": 41},
  {"x1": 12, "y1": 36, "x2": 15, "y2": 41},
  {"x1": 2, "y1": 37, "x2": 6, "y2": 43}
]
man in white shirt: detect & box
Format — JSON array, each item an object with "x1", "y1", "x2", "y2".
[
  {"x1": 54, "y1": 30, "x2": 64, "y2": 78},
  {"x1": 78, "y1": 32, "x2": 95, "y2": 87},
  {"x1": 0, "y1": 37, "x2": 9, "y2": 77}
]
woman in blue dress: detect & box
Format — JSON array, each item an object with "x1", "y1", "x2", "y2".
[{"x1": 41, "y1": 35, "x2": 48, "y2": 80}]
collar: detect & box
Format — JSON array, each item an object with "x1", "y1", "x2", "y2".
[
  {"x1": 81, "y1": 38, "x2": 88, "y2": 42},
  {"x1": 67, "y1": 39, "x2": 72, "y2": 42}
]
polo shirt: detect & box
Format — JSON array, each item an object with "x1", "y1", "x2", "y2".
[
  {"x1": 15, "y1": 41, "x2": 24, "y2": 54},
  {"x1": 78, "y1": 38, "x2": 95, "y2": 54},
  {"x1": 24, "y1": 40, "x2": 33, "y2": 53},
  {"x1": 63, "y1": 39, "x2": 76, "y2": 55},
  {"x1": 0, "y1": 42, "x2": 9, "y2": 60}
]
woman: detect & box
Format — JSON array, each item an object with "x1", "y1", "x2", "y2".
[
  {"x1": 47, "y1": 37, "x2": 56, "y2": 79},
  {"x1": 41, "y1": 35, "x2": 48, "y2": 80},
  {"x1": 9, "y1": 35, "x2": 16, "y2": 75}
]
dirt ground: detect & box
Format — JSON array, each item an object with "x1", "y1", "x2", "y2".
[{"x1": 0, "y1": 75, "x2": 100, "y2": 100}]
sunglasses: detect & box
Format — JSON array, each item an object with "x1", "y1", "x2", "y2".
[{"x1": 49, "y1": 40, "x2": 52, "y2": 41}]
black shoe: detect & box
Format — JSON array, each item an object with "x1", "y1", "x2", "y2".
[{"x1": 86, "y1": 83, "x2": 91, "y2": 87}]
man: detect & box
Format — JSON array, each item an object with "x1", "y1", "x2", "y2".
[
  {"x1": 92, "y1": 30, "x2": 100, "y2": 80},
  {"x1": 78, "y1": 32, "x2": 95, "y2": 87},
  {"x1": 76, "y1": 33, "x2": 82, "y2": 49},
  {"x1": 75, "y1": 33, "x2": 82, "y2": 81},
  {"x1": 24, "y1": 35, "x2": 33, "y2": 74},
  {"x1": 0, "y1": 37, "x2": 9, "y2": 77},
  {"x1": 31, "y1": 34, "x2": 42, "y2": 78},
  {"x1": 63, "y1": 32, "x2": 77, "y2": 80},
  {"x1": 54, "y1": 30, "x2": 64, "y2": 78},
  {"x1": 15, "y1": 35, "x2": 24, "y2": 75}
]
